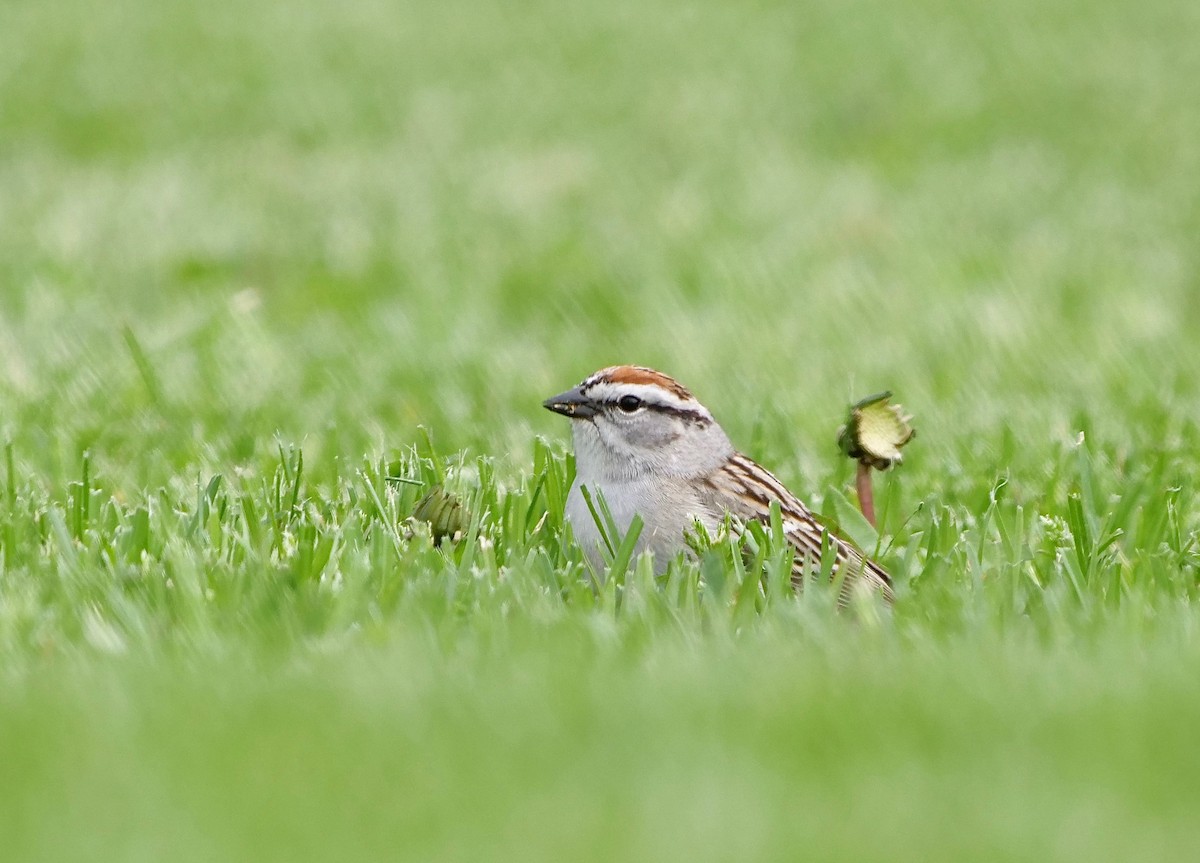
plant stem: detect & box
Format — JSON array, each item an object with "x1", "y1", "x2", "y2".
[{"x1": 856, "y1": 461, "x2": 876, "y2": 528}]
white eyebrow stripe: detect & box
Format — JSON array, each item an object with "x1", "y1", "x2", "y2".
[{"x1": 582, "y1": 381, "x2": 696, "y2": 411}]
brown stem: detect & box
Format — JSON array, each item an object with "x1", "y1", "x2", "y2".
[{"x1": 855, "y1": 461, "x2": 876, "y2": 528}]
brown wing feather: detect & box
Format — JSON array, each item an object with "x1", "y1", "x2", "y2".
[{"x1": 710, "y1": 454, "x2": 894, "y2": 603}]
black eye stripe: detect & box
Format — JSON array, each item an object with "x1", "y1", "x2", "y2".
[{"x1": 606, "y1": 398, "x2": 712, "y2": 427}]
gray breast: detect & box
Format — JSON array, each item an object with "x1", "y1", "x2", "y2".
[{"x1": 565, "y1": 476, "x2": 723, "y2": 571}]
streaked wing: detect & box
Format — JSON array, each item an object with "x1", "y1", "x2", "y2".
[{"x1": 705, "y1": 453, "x2": 894, "y2": 602}]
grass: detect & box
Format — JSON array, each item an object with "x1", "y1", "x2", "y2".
[{"x1": 2, "y1": 0, "x2": 1200, "y2": 859}]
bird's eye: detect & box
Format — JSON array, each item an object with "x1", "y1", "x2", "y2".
[{"x1": 616, "y1": 395, "x2": 643, "y2": 413}]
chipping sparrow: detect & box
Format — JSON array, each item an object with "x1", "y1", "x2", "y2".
[{"x1": 543, "y1": 365, "x2": 893, "y2": 601}]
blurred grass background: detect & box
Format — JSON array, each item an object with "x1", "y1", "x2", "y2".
[{"x1": 2, "y1": 0, "x2": 1199, "y2": 860}]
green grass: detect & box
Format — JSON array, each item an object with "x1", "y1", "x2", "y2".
[{"x1": 2, "y1": 0, "x2": 1200, "y2": 859}]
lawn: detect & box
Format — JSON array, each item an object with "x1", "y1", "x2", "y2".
[{"x1": 1, "y1": 0, "x2": 1199, "y2": 859}]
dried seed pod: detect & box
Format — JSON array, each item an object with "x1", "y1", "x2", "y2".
[
  {"x1": 412, "y1": 486, "x2": 467, "y2": 542},
  {"x1": 837, "y1": 391, "x2": 916, "y2": 471}
]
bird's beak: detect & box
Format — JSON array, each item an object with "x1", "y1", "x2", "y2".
[{"x1": 543, "y1": 386, "x2": 599, "y2": 419}]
